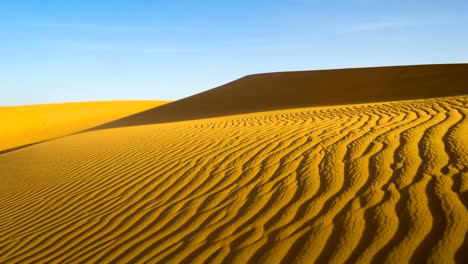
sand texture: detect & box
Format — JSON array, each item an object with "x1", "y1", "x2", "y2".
[
  {"x1": 1, "y1": 95, "x2": 467, "y2": 263},
  {"x1": 95, "y1": 64, "x2": 468, "y2": 129},
  {"x1": 0, "y1": 100, "x2": 168, "y2": 152}
]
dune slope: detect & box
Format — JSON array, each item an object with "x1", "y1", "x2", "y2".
[
  {"x1": 94, "y1": 64, "x2": 468, "y2": 130},
  {"x1": 0, "y1": 96, "x2": 467, "y2": 263},
  {"x1": 0, "y1": 100, "x2": 168, "y2": 151}
]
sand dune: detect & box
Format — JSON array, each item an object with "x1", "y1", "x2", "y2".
[
  {"x1": 93, "y1": 64, "x2": 468, "y2": 130},
  {"x1": 0, "y1": 100, "x2": 168, "y2": 152},
  {"x1": 1, "y1": 94, "x2": 467, "y2": 263}
]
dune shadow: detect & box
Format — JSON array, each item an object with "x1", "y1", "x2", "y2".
[{"x1": 88, "y1": 64, "x2": 468, "y2": 131}]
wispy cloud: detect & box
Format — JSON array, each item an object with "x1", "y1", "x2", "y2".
[
  {"x1": 344, "y1": 20, "x2": 405, "y2": 33},
  {"x1": 40, "y1": 39, "x2": 283, "y2": 56},
  {"x1": 30, "y1": 21, "x2": 190, "y2": 33},
  {"x1": 42, "y1": 39, "x2": 205, "y2": 54},
  {"x1": 337, "y1": 17, "x2": 422, "y2": 34},
  {"x1": 40, "y1": 22, "x2": 152, "y2": 31}
]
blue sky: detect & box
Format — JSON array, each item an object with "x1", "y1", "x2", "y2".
[{"x1": 1, "y1": 0, "x2": 467, "y2": 105}]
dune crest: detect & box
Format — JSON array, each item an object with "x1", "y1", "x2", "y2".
[
  {"x1": 0, "y1": 100, "x2": 169, "y2": 152},
  {"x1": 93, "y1": 64, "x2": 468, "y2": 130},
  {"x1": 1, "y1": 95, "x2": 467, "y2": 263}
]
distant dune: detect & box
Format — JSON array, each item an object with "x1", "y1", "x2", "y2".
[
  {"x1": 94, "y1": 64, "x2": 468, "y2": 130},
  {"x1": 0, "y1": 100, "x2": 168, "y2": 152},
  {"x1": 0, "y1": 65, "x2": 467, "y2": 263}
]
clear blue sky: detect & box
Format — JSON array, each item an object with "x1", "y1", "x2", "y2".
[{"x1": 1, "y1": 0, "x2": 467, "y2": 106}]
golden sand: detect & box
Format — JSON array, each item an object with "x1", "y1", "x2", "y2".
[
  {"x1": 0, "y1": 100, "x2": 168, "y2": 151},
  {"x1": 96, "y1": 64, "x2": 468, "y2": 129},
  {"x1": 0, "y1": 96, "x2": 467, "y2": 263},
  {"x1": 1, "y1": 65, "x2": 467, "y2": 263}
]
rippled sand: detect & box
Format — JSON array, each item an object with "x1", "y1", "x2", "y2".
[
  {"x1": 1, "y1": 96, "x2": 467, "y2": 263},
  {"x1": 1, "y1": 65, "x2": 467, "y2": 263}
]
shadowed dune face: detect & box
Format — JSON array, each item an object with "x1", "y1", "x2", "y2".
[
  {"x1": 0, "y1": 96, "x2": 467, "y2": 263},
  {"x1": 94, "y1": 64, "x2": 468, "y2": 130},
  {"x1": 0, "y1": 100, "x2": 168, "y2": 151}
]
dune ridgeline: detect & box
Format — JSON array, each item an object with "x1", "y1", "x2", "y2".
[
  {"x1": 0, "y1": 64, "x2": 467, "y2": 263},
  {"x1": 0, "y1": 100, "x2": 169, "y2": 152}
]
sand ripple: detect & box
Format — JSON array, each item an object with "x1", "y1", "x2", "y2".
[{"x1": 0, "y1": 96, "x2": 467, "y2": 263}]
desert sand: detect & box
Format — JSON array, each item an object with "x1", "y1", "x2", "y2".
[
  {"x1": 0, "y1": 65, "x2": 467, "y2": 263},
  {"x1": 0, "y1": 100, "x2": 168, "y2": 152},
  {"x1": 94, "y1": 64, "x2": 468, "y2": 129}
]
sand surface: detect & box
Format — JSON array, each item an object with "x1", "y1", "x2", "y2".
[
  {"x1": 1, "y1": 96, "x2": 467, "y2": 263},
  {"x1": 0, "y1": 65, "x2": 467, "y2": 263},
  {"x1": 0, "y1": 100, "x2": 168, "y2": 152},
  {"x1": 95, "y1": 64, "x2": 468, "y2": 129}
]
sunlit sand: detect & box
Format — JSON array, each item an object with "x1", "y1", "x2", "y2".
[
  {"x1": 1, "y1": 65, "x2": 467, "y2": 263},
  {"x1": 0, "y1": 100, "x2": 168, "y2": 152}
]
